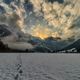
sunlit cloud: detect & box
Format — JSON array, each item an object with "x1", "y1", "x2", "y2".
[{"x1": 30, "y1": 0, "x2": 80, "y2": 40}]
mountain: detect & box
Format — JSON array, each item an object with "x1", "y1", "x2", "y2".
[
  {"x1": 60, "y1": 39, "x2": 80, "y2": 53},
  {"x1": 0, "y1": 24, "x2": 34, "y2": 52},
  {"x1": 1, "y1": 24, "x2": 80, "y2": 53},
  {"x1": 0, "y1": 24, "x2": 11, "y2": 37},
  {"x1": 0, "y1": 40, "x2": 35, "y2": 52},
  {"x1": 32, "y1": 37, "x2": 67, "y2": 53},
  {"x1": 0, "y1": 40, "x2": 23, "y2": 52},
  {"x1": 0, "y1": 24, "x2": 36, "y2": 51}
]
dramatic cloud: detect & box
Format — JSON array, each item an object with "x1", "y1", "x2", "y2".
[
  {"x1": 0, "y1": 0, "x2": 80, "y2": 41},
  {"x1": 30, "y1": 0, "x2": 80, "y2": 40},
  {"x1": 0, "y1": 0, "x2": 26, "y2": 33}
]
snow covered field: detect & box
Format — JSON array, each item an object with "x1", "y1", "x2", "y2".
[{"x1": 0, "y1": 53, "x2": 80, "y2": 80}]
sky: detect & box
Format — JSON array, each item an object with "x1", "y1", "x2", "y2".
[{"x1": 0, "y1": 0, "x2": 80, "y2": 41}]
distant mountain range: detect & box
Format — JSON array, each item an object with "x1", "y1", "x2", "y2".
[{"x1": 0, "y1": 24, "x2": 80, "y2": 53}]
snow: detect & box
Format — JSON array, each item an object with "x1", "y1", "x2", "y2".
[{"x1": 0, "y1": 53, "x2": 80, "y2": 80}]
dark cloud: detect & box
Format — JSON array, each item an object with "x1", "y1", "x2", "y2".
[
  {"x1": 24, "y1": 2, "x2": 33, "y2": 11},
  {"x1": 3, "y1": 0, "x2": 14, "y2": 4},
  {"x1": 0, "y1": 6, "x2": 6, "y2": 14},
  {"x1": 48, "y1": 0, "x2": 64, "y2": 3}
]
